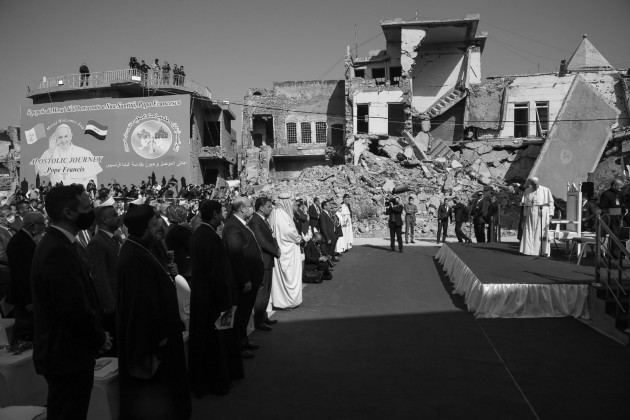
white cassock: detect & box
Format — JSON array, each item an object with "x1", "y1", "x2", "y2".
[
  {"x1": 335, "y1": 210, "x2": 348, "y2": 253},
  {"x1": 38, "y1": 144, "x2": 102, "y2": 187},
  {"x1": 519, "y1": 185, "x2": 555, "y2": 257},
  {"x1": 341, "y1": 203, "x2": 353, "y2": 249},
  {"x1": 269, "y1": 208, "x2": 303, "y2": 309}
]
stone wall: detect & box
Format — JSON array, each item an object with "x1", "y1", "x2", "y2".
[{"x1": 241, "y1": 80, "x2": 346, "y2": 150}]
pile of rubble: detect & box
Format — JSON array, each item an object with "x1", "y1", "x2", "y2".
[{"x1": 243, "y1": 146, "x2": 524, "y2": 239}]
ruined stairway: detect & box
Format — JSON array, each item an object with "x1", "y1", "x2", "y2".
[{"x1": 424, "y1": 86, "x2": 467, "y2": 119}]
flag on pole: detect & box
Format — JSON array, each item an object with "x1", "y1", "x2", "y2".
[
  {"x1": 84, "y1": 120, "x2": 108, "y2": 140},
  {"x1": 25, "y1": 123, "x2": 46, "y2": 144}
]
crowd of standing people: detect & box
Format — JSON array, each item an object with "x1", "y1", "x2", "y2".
[
  {"x1": 0, "y1": 180, "x2": 354, "y2": 420},
  {"x1": 128, "y1": 57, "x2": 187, "y2": 86}
]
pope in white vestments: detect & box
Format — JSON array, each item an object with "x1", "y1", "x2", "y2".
[
  {"x1": 269, "y1": 197, "x2": 303, "y2": 309},
  {"x1": 341, "y1": 198, "x2": 354, "y2": 250},
  {"x1": 335, "y1": 207, "x2": 348, "y2": 253},
  {"x1": 519, "y1": 177, "x2": 555, "y2": 257}
]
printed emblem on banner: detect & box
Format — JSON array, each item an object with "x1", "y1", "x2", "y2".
[{"x1": 131, "y1": 120, "x2": 173, "y2": 159}]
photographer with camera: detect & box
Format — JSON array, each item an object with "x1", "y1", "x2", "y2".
[{"x1": 385, "y1": 196, "x2": 404, "y2": 253}]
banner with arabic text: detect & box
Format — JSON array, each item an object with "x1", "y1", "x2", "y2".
[{"x1": 20, "y1": 95, "x2": 191, "y2": 188}]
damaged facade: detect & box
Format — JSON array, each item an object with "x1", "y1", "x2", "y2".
[
  {"x1": 461, "y1": 34, "x2": 630, "y2": 197},
  {"x1": 0, "y1": 126, "x2": 20, "y2": 192},
  {"x1": 345, "y1": 15, "x2": 486, "y2": 163},
  {"x1": 240, "y1": 81, "x2": 345, "y2": 182}
]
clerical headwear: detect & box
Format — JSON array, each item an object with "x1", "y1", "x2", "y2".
[{"x1": 124, "y1": 204, "x2": 155, "y2": 237}]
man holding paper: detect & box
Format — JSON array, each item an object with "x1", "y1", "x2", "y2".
[{"x1": 189, "y1": 200, "x2": 244, "y2": 397}]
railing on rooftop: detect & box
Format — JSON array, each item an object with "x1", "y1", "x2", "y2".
[{"x1": 32, "y1": 68, "x2": 211, "y2": 99}]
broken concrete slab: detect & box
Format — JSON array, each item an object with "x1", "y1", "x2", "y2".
[
  {"x1": 529, "y1": 75, "x2": 618, "y2": 197},
  {"x1": 382, "y1": 179, "x2": 396, "y2": 193}
]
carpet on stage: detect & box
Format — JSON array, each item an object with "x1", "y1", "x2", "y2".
[{"x1": 435, "y1": 242, "x2": 592, "y2": 318}]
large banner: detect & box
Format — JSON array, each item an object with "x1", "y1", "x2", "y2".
[{"x1": 20, "y1": 95, "x2": 191, "y2": 188}]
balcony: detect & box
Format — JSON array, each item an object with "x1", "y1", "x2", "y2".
[{"x1": 28, "y1": 68, "x2": 211, "y2": 100}]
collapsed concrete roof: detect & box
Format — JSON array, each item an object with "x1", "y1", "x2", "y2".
[
  {"x1": 566, "y1": 34, "x2": 613, "y2": 71},
  {"x1": 380, "y1": 14, "x2": 486, "y2": 49}
]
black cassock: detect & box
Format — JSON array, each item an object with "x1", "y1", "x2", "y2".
[
  {"x1": 117, "y1": 237, "x2": 191, "y2": 420},
  {"x1": 188, "y1": 223, "x2": 244, "y2": 397}
]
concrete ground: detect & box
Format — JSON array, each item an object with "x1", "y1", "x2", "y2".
[{"x1": 191, "y1": 240, "x2": 630, "y2": 420}]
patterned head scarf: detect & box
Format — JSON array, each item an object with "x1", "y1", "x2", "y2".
[
  {"x1": 276, "y1": 196, "x2": 294, "y2": 217},
  {"x1": 165, "y1": 205, "x2": 187, "y2": 224}
]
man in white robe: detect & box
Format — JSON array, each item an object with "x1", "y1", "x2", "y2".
[
  {"x1": 340, "y1": 194, "x2": 354, "y2": 250},
  {"x1": 36, "y1": 124, "x2": 102, "y2": 187},
  {"x1": 519, "y1": 177, "x2": 555, "y2": 257},
  {"x1": 269, "y1": 197, "x2": 303, "y2": 309}
]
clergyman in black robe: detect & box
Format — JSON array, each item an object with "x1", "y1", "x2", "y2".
[
  {"x1": 117, "y1": 204, "x2": 191, "y2": 420},
  {"x1": 188, "y1": 200, "x2": 244, "y2": 397}
]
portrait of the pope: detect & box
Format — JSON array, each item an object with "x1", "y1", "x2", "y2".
[{"x1": 36, "y1": 124, "x2": 103, "y2": 187}]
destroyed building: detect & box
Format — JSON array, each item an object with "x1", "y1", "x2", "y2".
[
  {"x1": 0, "y1": 126, "x2": 20, "y2": 192},
  {"x1": 345, "y1": 14, "x2": 485, "y2": 145},
  {"x1": 240, "y1": 81, "x2": 346, "y2": 182},
  {"x1": 461, "y1": 34, "x2": 630, "y2": 197}
]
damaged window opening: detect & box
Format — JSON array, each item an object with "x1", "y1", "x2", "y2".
[
  {"x1": 387, "y1": 104, "x2": 405, "y2": 137},
  {"x1": 287, "y1": 122, "x2": 297, "y2": 144},
  {"x1": 301, "y1": 122, "x2": 312, "y2": 143},
  {"x1": 372, "y1": 68, "x2": 386, "y2": 86},
  {"x1": 463, "y1": 127, "x2": 478, "y2": 141},
  {"x1": 514, "y1": 102, "x2": 529, "y2": 138},
  {"x1": 354, "y1": 68, "x2": 365, "y2": 78},
  {"x1": 315, "y1": 122, "x2": 327, "y2": 143},
  {"x1": 390, "y1": 67, "x2": 402, "y2": 87},
  {"x1": 357, "y1": 104, "x2": 369, "y2": 134},
  {"x1": 535, "y1": 101, "x2": 549, "y2": 138},
  {"x1": 252, "y1": 115, "x2": 274, "y2": 147},
  {"x1": 331, "y1": 124, "x2": 344, "y2": 146}
]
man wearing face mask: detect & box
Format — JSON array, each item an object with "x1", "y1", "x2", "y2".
[
  {"x1": 87, "y1": 197, "x2": 121, "y2": 356},
  {"x1": 31, "y1": 184, "x2": 112, "y2": 420},
  {"x1": 6, "y1": 211, "x2": 46, "y2": 343}
]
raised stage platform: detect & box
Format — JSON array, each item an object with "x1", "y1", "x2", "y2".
[{"x1": 435, "y1": 242, "x2": 594, "y2": 318}]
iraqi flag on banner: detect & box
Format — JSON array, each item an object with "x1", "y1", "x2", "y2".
[
  {"x1": 84, "y1": 120, "x2": 108, "y2": 140},
  {"x1": 25, "y1": 123, "x2": 46, "y2": 144}
]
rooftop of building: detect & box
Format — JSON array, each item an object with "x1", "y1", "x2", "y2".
[
  {"x1": 26, "y1": 67, "x2": 212, "y2": 101},
  {"x1": 566, "y1": 34, "x2": 613, "y2": 71},
  {"x1": 380, "y1": 14, "x2": 486, "y2": 46}
]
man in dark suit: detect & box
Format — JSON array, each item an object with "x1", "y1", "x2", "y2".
[
  {"x1": 31, "y1": 184, "x2": 112, "y2": 420},
  {"x1": 222, "y1": 197, "x2": 264, "y2": 358},
  {"x1": 86, "y1": 198, "x2": 121, "y2": 355},
  {"x1": 248, "y1": 196, "x2": 280, "y2": 331},
  {"x1": 437, "y1": 198, "x2": 453, "y2": 244},
  {"x1": 304, "y1": 233, "x2": 333, "y2": 281},
  {"x1": 6, "y1": 211, "x2": 46, "y2": 343},
  {"x1": 318, "y1": 200, "x2": 338, "y2": 260},
  {"x1": 188, "y1": 199, "x2": 243, "y2": 396},
  {"x1": 308, "y1": 197, "x2": 322, "y2": 234},
  {"x1": 386, "y1": 197, "x2": 404, "y2": 252}
]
